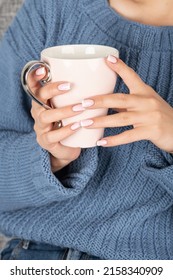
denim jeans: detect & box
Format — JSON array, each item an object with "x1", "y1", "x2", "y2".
[{"x1": 0, "y1": 239, "x2": 101, "y2": 260}]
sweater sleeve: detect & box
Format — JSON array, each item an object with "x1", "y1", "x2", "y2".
[{"x1": 0, "y1": 0, "x2": 98, "y2": 213}]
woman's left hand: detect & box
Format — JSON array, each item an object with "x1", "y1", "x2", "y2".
[{"x1": 80, "y1": 56, "x2": 173, "y2": 153}]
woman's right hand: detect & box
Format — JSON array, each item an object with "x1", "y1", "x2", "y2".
[{"x1": 28, "y1": 67, "x2": 83, "y2": 173}]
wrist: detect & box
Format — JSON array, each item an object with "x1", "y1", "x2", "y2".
[{"x1": 51, "y1": 155, "x2": 69, "y2": 173}]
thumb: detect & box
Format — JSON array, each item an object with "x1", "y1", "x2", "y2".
[{"x1": 106, "y1": 56, "x2": 145, "y2": 93}]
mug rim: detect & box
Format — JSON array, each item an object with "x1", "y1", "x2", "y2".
[{"x1": 41, "y1": 44, "x2": 119, "y2": 60}]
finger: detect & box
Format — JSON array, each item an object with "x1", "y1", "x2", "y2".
[
  {"x1": 31, "y1": 100, "x2": 45, "y2": 120},
  {"x1": 96, "y1": 126, "x2": 150, "y2": 147},
  {"x1": 80, "y1": 111, "x2": 145, "y2": 129},
  {"x1": 106, "y1": 57, "x2": 146, "y2": 93},
  {"x1": 39, "y1": 122, "x2": 81, "y2": 149},
  {"x1": 33, "y1": 122, "x2": 53, "y2": 134},
  {"x1": 82, "y1": 93, "x2": 147, "y2": 111},
  {"x1": 35, "y1": 81, "x2": 71, "y2": 104},
  {"x1": 35, "y1": 104, "x2": 84, "y2": 129},
  {"x1": 27, "y1": 67, "x2": 46, "y2": 93}
]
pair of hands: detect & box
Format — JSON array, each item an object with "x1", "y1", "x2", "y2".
[{"x1": 30, "y1": 56, "x2": 173, "y2": 172}]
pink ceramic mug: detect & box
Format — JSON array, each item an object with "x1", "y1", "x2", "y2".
[{"x1": 21, "y1": 44, "x2": 119, "y2": 148}]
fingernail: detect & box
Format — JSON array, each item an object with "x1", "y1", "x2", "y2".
[
  {"x1": 58, "y1": 82, "x2": 71, "y2": 91},
  {"x1": 35, "y1": 67, "x2": 45, "y2": 76},
  {"x1": 97, "y1": 139, "x2": 107, "y2": 146},
  {"x1": 71, "y1": 122, "x2": 81, "y2": 131},
  {"x1": 80, "y1": 119, "x2": 94, "y2": 127},
  {"x1": 107, "y1": 55, "x2": 118, "y2": 64},
  {"x1": 72, "y1": 104, "x2": 85, "y2": 112},
  {"x1": 82, "y1": 99, "x2": 94, "y2": 108}
]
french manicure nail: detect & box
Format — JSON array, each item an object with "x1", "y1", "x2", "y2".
[
  {"x1": 80, "y1": 119, "x2": 94, "y2": 127},
  {"x1": 35, "y1": 67, "x2": 45, "y2": 76},
  {"x1": 72, "y1": 104, "x2": 85, "y2": 112},
  {"x1": 97, "y1": 139, "x2": 107, "y2": 146},
  {"x1": 58, "y1": 82, "x2": 71, "y2": 91},
  {"x1": 71, "y1": 122, "x2": 81, "y2": 131},
  {"x1": 107, "y1": 55, "x2": 118, "y2": 64},
  {"x1": 82, "y1": 99, "x2": 94, "y2": 108}
]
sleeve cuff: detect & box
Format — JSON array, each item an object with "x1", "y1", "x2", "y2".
[{"x1": 31, "y1": 138, "x2": 99, "y2": 204}]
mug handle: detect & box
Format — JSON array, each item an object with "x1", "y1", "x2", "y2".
[{"x1": 21, "y1": 60, "x2": 52, "y2": 110}]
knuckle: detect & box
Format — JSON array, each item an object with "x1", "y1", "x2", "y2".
[
  {"x1": 118, "y1": 94, "x2": 128, "y2": 105},
  {"x1": 99, "y1": 95, "x2": 109, "y2": 108},
  {"x1": 36, "y1": 86, "x2": 48, "y2": 101},
  {"x1": 148, "y1": 96, "x2": 159, "y2": 109},
  {"x1": 55, "y1": 108, "x2": 64, "y2": 120},
  {"x1": 38, "y1": 111, "x2": 47, "y2": 124},
  {"x1": 37, "y1": 134, "x2": 50, "y2": 150},
  {"x1": 120, "y1": 113, "x2": 129, "y2": 123},
  {"x1": 40, "y1": 82, "x2": 56, "y2": 100},
  {"x1": 114, "y1": 62, "x2": 123, "y2": 74},
  {"x1": 44, "y1": 132, "x2": 54, "y2": 145},
  {"x1": 153, "y1": 110, "x2": 163, "y2": 123}
]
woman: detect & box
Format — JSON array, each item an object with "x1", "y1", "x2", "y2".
[{"x1": 0, "y1": 0, "x2": 173, "y2": 260}]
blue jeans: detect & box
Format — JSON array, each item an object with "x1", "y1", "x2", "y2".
[{"x1": 0, "y1": 239, "x2": 101, "y2": 260}]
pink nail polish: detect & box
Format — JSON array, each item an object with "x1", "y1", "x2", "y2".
[
  {"x1": 72, "y1": 104, "x2": 85, "y2": 112},
  {"x1": 71, "y1": 122, "x2": 81, "y2": 131},
  {"x1": 35, "y1": 67, "x2": 45, "y2": 76},
  {"x1": 97, "y1": 139, "x2": 107, "y2": 146},
  {"x1": 58, "y1": 83, "x2": 71, "y2": 91},
  {"x1": 107, "y1": 55, "x2": 118, "y2": 64},
  {"x1": 82, "y1": 99, "x2": 94, "y2": 108},
  {"x1": 80, "y1": 119, "x2": 94, "y2": 127}
]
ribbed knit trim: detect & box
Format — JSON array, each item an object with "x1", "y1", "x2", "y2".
[{"x1": 82, "y1": 0, "x2": 173, "y2": 51}]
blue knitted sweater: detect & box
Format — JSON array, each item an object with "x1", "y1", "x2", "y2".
[{"x1": 0, "y1": 0, "x2": 173, "y2": 260}]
